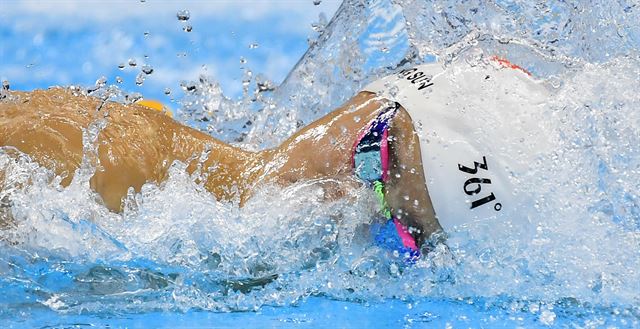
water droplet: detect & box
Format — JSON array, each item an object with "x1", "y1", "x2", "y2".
[
  {"x1": 313, "y1": 0, "x2": 321, "y2": 5},
  {"x1": 117, "y1": 63, "x2": 125, "y2": 70},
  {"x1": 403, "y1": 195, "x2": 410, "y2": 201},
  {"x1": 389, "y1": 263, "x2": 399, "y2": 275},
  {"x1": 143, "y1": 31, "x2": 150, "y2": 37},
  {"x1": 353, "y1": 116, "x2": 361, "y2": 123},
  {"x1": 249, "y1": 43, "x2": 259, "y2": 49},
  {"x1": 135, "y1": 72, "x2": 145, "y2": 86},
  {"x1": 128, "y1": 58, "x2": 137, "y2": 67},
  {"x1": 257, "y1": 80, "x2": 274, "y2": 92},
  {"x1": 240, "y1": 57, "x2": 247, "y2": 64},
  {"x1": 125, "y1": 92, "x2": 143, "y2": 104},
  {"x1": 26, "y1": 63, "x2": 36, "y2": 68},
  {"x1": 180, "y1": 81, "x2": 197, "y2": 92},
  {"x1": 94, "y1": 76, "x2": 107, "y2": 88},
  {"x1": 311, "y1": 13, "x2": 328, "y2": 32},
  {"x1": 307, "y1": 37, "x2": 317, "y2": 47},
  {"x1": 177, "y1": 52, "x2": 187, "y2": 58},
  {"x1": 2, "y1": 80, "x2": 9, "y2": 90},
  {"x1": 139, "y1": 0, "x2": 145, "y2": 2},
  {"x1": 115, "y1": 76, "x2": 123, "y2": 84},
  {"x1": 539, "y1": 310, "x2": 556, "y2": 325},
  {"x1": 183, "y1": 25, "x2": 192, "y2": 32},
  {"x1": 164, "y1": 88, "x2": 171, "y2": 95},
  {"x1": 176, "y1": 10, "x2": 190, "y2": 21},
  {"x1": 141, "y1": 65, "x2": 154, "y2": 75}
]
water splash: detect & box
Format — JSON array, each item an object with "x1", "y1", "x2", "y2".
[{"x1": 1, "y1": 0, "x2": 639, "y2": 324}]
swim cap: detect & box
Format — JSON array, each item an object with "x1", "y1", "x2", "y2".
[
  {"x1": 364, "y1": 58, "x2": 552, "y2": 232},
  {"x1": 137, "y1": 99, "x2": 173, "y2": 117}
]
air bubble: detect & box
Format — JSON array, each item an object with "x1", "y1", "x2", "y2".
[
  {"x1": 183, "y1": 25, "x2": 192, "y2": 33},
  {"x1": 128, "y1": 59, "x2": 137, "y2": 67},
  {"x1": 115, "y1": 76, "x2": 123, "y2": 84},
  {"x1": 249, "y1": 43, "x2": 259, "y2": 49},
  {"x1": 143, "y1": 31, "x2": 150, "y2": 37},
  {"x1": 313, "y1": 0, "x2": 322, "y2": 5},
  {"x1": 164, "y1": 88, "x2": 171, "y2": 95},
  {"x1": 117, "y1": 63, "x2": 125, "y2": 70},
  {"x1": 176, "y1": 10, "x2": 190, "y2": 21}
]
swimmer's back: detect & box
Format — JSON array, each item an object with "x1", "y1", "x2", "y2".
[{"x1": 0, "y1": 88, "x2": 256, "y2": 211}]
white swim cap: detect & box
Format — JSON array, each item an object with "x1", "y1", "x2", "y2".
[{"x1": 364, "y1": 58, "x2": 552, "y2": 232}]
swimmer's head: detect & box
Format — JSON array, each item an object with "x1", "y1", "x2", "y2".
[{"x1": 364, "y1": 59, "x2": 552, "y2": 233}]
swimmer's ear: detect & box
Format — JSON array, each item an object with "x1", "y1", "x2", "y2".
[{"x1": 136, "y1": 99, "x2": 173, "y2": 118}]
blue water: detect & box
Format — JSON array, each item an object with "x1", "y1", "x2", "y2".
[
  {"x1": 5, "y1": 297, "x2": 638, "y2": 328},
  {"x1": 2, "y1": 0, "x2": 640, "y2": 328}
]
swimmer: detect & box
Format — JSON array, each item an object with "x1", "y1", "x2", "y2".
[{"x1": 0, "y1": 56, "x2": 551, "y2": 258}]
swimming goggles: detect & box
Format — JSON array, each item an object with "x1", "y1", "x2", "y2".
[{"x1": 352, "y1": 102, "x2": 421, "y2": 262}]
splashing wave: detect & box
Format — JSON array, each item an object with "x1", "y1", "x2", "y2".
[{"x1": 1, "y1": 0, "x2": 639, "y2": 322}]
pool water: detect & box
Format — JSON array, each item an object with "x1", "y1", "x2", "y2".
[{"x1": 2, "y1": 0, "x2": 640, "y2": 328}]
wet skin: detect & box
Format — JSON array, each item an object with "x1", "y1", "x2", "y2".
[{"x1": 0, "y1": 88, "x2": 440, "y2": 244}]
